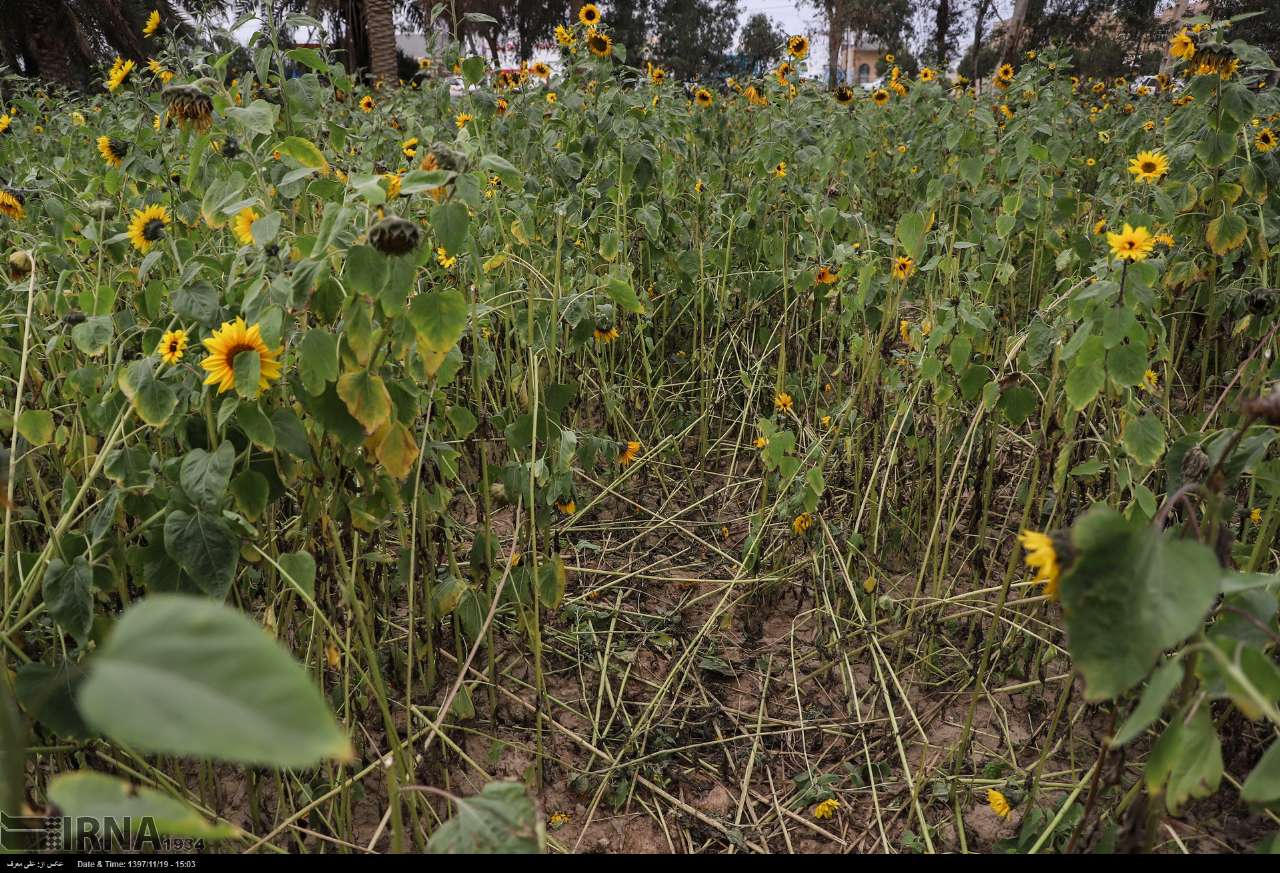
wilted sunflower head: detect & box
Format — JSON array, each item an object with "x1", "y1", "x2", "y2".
[
  {"x1": 787, "y1": 35, "x2": 809, "y2": 59},
  {"x1": 834, "y1": 85, "x2": 854, "y2": 104},
  {"x1": 162, "y1": 85, "x2": 213, "y2": 131},
  {"x1": 587, "y1": 30, "x2": 612, "y2": 58},
  {"x1": 126, "y1": 204, "x2": 171, "y2": 254}
]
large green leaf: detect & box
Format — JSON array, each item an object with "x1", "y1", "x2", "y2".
[
  {"x1": 430, "y1": 201, "x2": 470, "y2": 255},
  {"x1": 48, "y1": 772, "x2": 240, "y2": 841},
  {"x1": 1145, "y1": 706, "x2": 1222, "y2": 814},
  {"x1": 76, "y1": 595, "x2": 351, "y2": 768},
  {"x1": 43, "y1": 555, "x2": 94, "y2": 644},
  {"x1": 408, "y1": 289, "x2": 469, "y2": 354},
  {"x1": 1061, "y1": 508, "x2": 1219, "y2": 701},
  {"x1": 1122, "y1": 414, "x2": 1166, "y2": 466},
  {"x1": 337, "y1": 367, "x2": 392, "y2": 434},
  {"x1": 427, "y1": 782, "x2": 542, "y2": 854},
  {"x1": 16, "y1": 661, "x2": 94, "y2": 739},
  {"x1": 163, "y1": 509, "x2": 239, "y2": 599},
  {"x1": 1242, "y1": 740, "x2": 1280, "y2": 804},
  {"x1": 298, "y1": 328, "x2": 339, "y2": 396},
  {"x1": 180, "y1": 442, "x2": 235, "y2": 511},
  {"x1": 118, "y1": 359, "x2": 177, "y2": 427}
]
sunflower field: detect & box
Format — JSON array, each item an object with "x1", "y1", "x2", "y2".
[{"x1": 2, "y1": 3, "x2": 1280, "y2": 856}]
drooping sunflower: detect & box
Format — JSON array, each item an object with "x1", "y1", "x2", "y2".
[
  {"x1": 1169, "y1": 28, "x2": 1195, "y2": 61},
  {"x1": 1106, "y1": 223, "x2": 1155, "y2": 262},
  {"x1": 787, "y1": 35, "x2": 809, "y2": 60},
  {"x1": 593, "y1": 325, "x2": 619, "y2": 343},
  {"x1": 401, "y1": 136, "x2": 418, "y2": 159},
  {"x1": 105, "y1": 57, "x2": 135, "y2": 92},
  {"x1": 200, "y1": 317, "x2": 283, "y2": 397},
  {"x1": 833, "y1": 85, "x2": 854, "y2": 105},
  {"x1": 1018, "y1": 529, "x2": 1063, "y2": 598},
  {"x1": 871, "y1": 88, "x2": 890, "y2": 106},
  {"x1": 774, "y1": 61, "x2": 794, "y2": 84},
  {"x1": 578, "y1": 3, "x2": 601, "y2": 26},
  {"x1": 0, "y1": 114, "x2": 10, "y2": 134},
  {"x1": 811, "y1": 798, "x2": 838, "y2": 820},
  {"x1": 647, "y1": 62, "x2": 667, "y2": 85},
  {"x1": 156, "y1": 328, "x2": 188, "y2": 364},
  {"x1": 791, "y1": 512, "x2": 813, "y2": 535},
  {"x1": 618, "y1": 440, "x2": 641, "y2": 466},
  {"x1": 455, "y1": 112, "x2": 473, "y2": 129},
  {"x1": 891, "y1": 255, "x2": 915, "y2": 281},
  {"x1": 587, "y1": 30, "x2": 613, "y2": 58},
  {"x1": 1127, "y1": 149, "x2": 1168, "y2": 183},
  {"x1": 126, "y1": 204, "x2": 171, "y2": 254},
  {"x1": 232, "y1": 207, "x2": 259, "y2": 246},
  {"x1": 143, "y1": 9, "x2": 161, "y2": 37},
  {"x1": 555, "y1": 24, "x2": 575, "y2": 48},
  {"x1": 162, "y1": 85, "x2": 214, "y2": 131},
  {"x1": 772, "y1": 161, "x2": 787, "y2": 178},
  {"x1": 1256, "y1": 127, "x2": 1278, "y2": 153},
  {"x1": 693, "y1": 87, "x2": 713, "y2": 108},
  {"x1": 0, "y1": 189, "x2": 25, "y2": 221},
  {"x1": 97, "y1": 135, "x2": 128, "y2": 168}
]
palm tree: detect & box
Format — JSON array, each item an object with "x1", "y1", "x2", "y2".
[{"x1": 364, "y1": 0, "x2": 397, "y2": 83}]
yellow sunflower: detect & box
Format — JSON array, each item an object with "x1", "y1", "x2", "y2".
[
  {"x1": 1127, "y1": 149, "x2": 1168, "y2": 183},
  {"x1": 787, "y1": 35, "x2": 809, "y2": 60},
  {"x1": 0, "y1": 114, "x2": 11, "y2": 134},
  {"x1": 105, "y1": 57, "x2": 135, "y2": 92},
  {"x1": 834, "y1": 85, "x2": 854, "y2": 104},
  {"x1": 919, "y1": 67, "x2": 936, "y2": 82},
  {"x1": 816, "y1": 266, "x2": 838, "y2": 285},
  {"x1": 773, "y1": 391, "x2": 793, "y2": 413},
  {"x1": 359, "y1": 95, "x2": 375, "y2": 112},
  {"x1": 401, "y1": 136, "x2": 418, "y2": 159},
  {"x1": 593, "y1": 326, "x2": 620, "y2": 343},
  {"x1": 126, "y1": 204, "x2": 171, "y2": 254},
  {"x1": 1256, "y1": 127, "x2": 1278, "y2": 153},
  {"x1": 232, "y1": 207, "x2": 259, "y2": 246},
  {"x1": 578, "y1": 4, "x2": 601, "y2": 26},
  {"x1": 156, "y1": 328, "x2": 188, "y2": 364},
  {"x1": 532, "y1": 61, "x2": 551, "y2": 79},
  {"x1": 97, "y1": 135, "x2": 127, "y2": 167},
  {"x1": 1106, "y1": 223, "x2": 1155, "y2": 262},
  {"x1": 619, "y1": 440, "x2": 641, "y2": 466},
  {"x1": 694, "y1": 87, "x2": 713, "y2": 108},
  {"x1": 200, "y1": 317, "x2": 283, "y2": 397},
  {"x1": 647, "y1": 62, "x2": 666, "y2": 85},
  {"x1": 987, "y1": 789, "x2": 1012, "y2": 820},
  {"x1": 891, "y1": 255, "x2": 915, "y2": 281},
  {"x1": 1170, "y1": 29, "x2": 1195, "y2": 61},
  {"x1": 147, "y1": 58, "x2": 174, "y2": 84},
  {"x1": 792, "y1": 512, "x2": 813, "y2": 535},
  {"x1": 0, "y1": 189, "x2": 25, "y2": 221},
  {"x1": 772, "y1": 161, "x2": 786, "y2": 178},
  {"x1": 1018, "y1": 530, "x2": 1061, "y2": 598},
  {"x1": 455, "y1": 112, "x2": 473, "y2": 128},
  {"x1": 871, "y1": 88, "x2": 890, "y2": 106},
  {"x1": 587, "y1": 30, "x2": 612, "y2": 58},
  {"x1": 143, "y1": 10, "x2": 161, "y2": 37}
]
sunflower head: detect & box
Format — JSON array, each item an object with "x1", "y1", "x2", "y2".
[
  {"x1": 987, "y1": 789, "x2": 1012, "y2": 820},
  {"x1": 891, "y1": 255, "x2": 915, "y2": 281},
  {"x1": 619, "y1": 440, "x2": 641, "y2": 466},
  {"x1": 871, "y1": 88, "x2": 890, "y2": 106},
  {"x1": 578, "y1": 3, "x2": 601, "y2": 26},
  {"x1": 1017, "y1": 529, "x2": 1070, "y2": 598},
  {"x1": 773, "y1": 391, "x2": 793, "y2": 413},
  {"x1": 95, "y1": 135, "x2": 128, "y2": 169},
  {"x1": 232, "y1": 207, "x2": 259, "y2": 246},
  {"x1": 787, "y1": 35, "x2": 809, "y2": 60},
  {"x1": 105, "y1": 57, "x2": 135, "y2": 92},
  {"x1": 834, "y1": 85, "x2": 854, "y2": 104},
  {"x1": 792, "y1": 512, "x2": 813, "y2": 535},
  {"x1": 157, "y1": 328, "x2": 188, "y2": 365},
  {"x1": 1256, "y1": 127, "x2": 1278, "y2": 152},
  {"x1": 127, "y1": 204, "x2": 171, "y2": 254},
  {"x1": 162, "y1": 85, "x2": 213, "y2": 131},
  {"x1": 532, "y1": 61, "x2": 551, "y2": 79},
  {"x1": 143, "y1": 10, "x2": 161, "y2": 37},
  {"x1": 816, "y1": 266, "x2": 838, "y2": 285},
  {"x1": 200, "y1": 317, "x2": 283, "y2": 397},
  {"x1": 1127, "y1": 149, "x2": 1168, "y2": 183},
  {"x1": 587, "y1": 30, "x2": 612, "y2": 58},
  {"x1": 368, "y1": 215, "x2": 422, "y2": 256},
  {"x1": 0, "y1": 188, "x2": 25, "y2": 221},
  {"x1": 360, "y1": 95, "x2": 375, "y2": 112},
  {"x1": 694, "y1": 87, "x2": 713, "y2": 108},
  {"x1": 1106, "y1": 223, "x2": 1155, "y2": 262}
]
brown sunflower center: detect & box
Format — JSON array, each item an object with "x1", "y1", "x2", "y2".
[
  {"x1": 1141, "y1": 161, "x2": 1157, "y2": 173},
  {"x1": 143, "y1": 219, "x2": 166, "y2": 241}
]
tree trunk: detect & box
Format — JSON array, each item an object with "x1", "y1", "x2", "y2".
[
  {"x1": 932, "y1": 0, "x2": 953, "y2": 68},
  {"x1": 1001, "y1": 0, "x2": 1030, "y2": 64},
  {"x1": 365, "y1": 0, "x2": 397, "y2": 84},
  {"x1": 970, "y1": 0, "x2": 990, "y2": 90},
  {"x1": 826, "y1": 0, "x2": 842, "y2": 86}
]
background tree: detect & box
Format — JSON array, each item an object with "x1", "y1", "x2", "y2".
[
  {"x1": 651, "y1": 0, "x2": 740, "y2": 82},
  {"x1": 738, "y1": 12, "x2": 785, "y2": 76},
  {"x1": 609, "y1": 0, "x2": 652, "y2": 67},
  {"x1": 925, "y1": 0, "x2": 962, "y2": 69},
  {"x1": 810, "y1": 0, "x2": 911, "y2": 86},
  {"x1": 365, "y1": 0, "x2": 397, "y2": 82}
]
